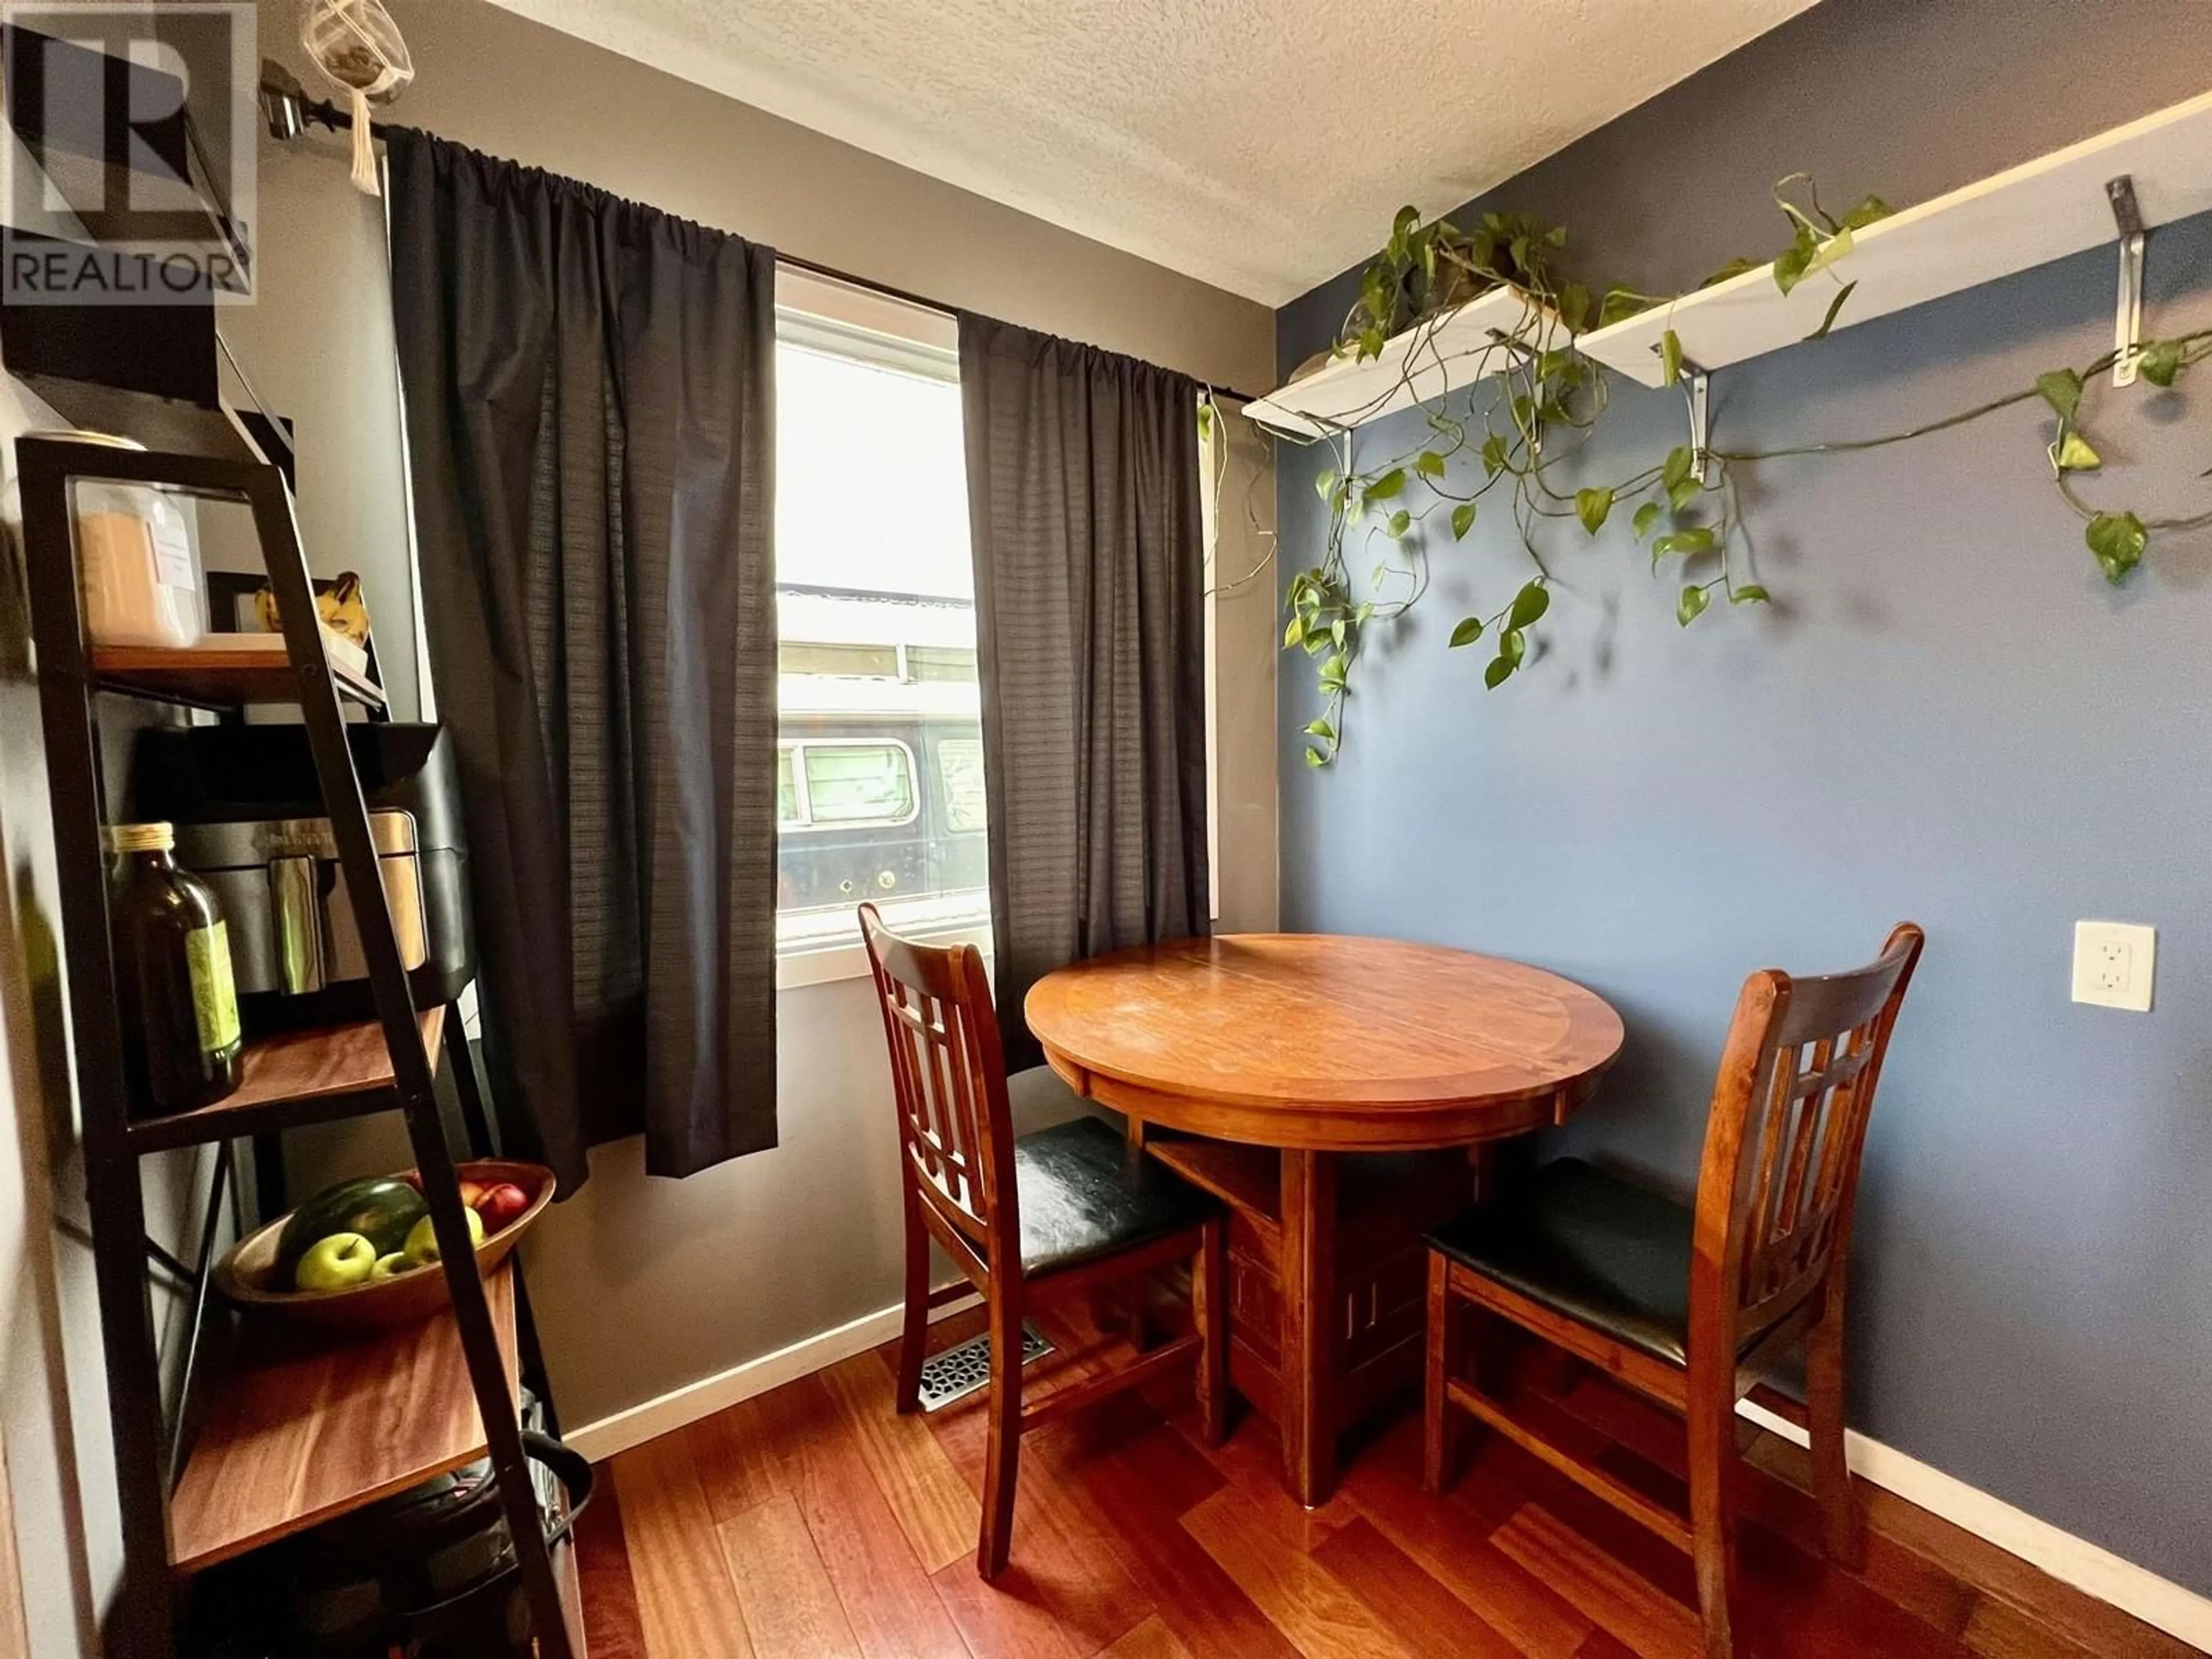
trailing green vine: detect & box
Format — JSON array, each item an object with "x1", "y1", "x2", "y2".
[{"x1": 1247, "y1": 185, "x2": 2211, "y2": 767}]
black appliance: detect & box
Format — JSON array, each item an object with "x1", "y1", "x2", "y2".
[
  {"x1": 131, "y1": 723, "x2": 474, "y2": 1030},
  {"x1": 190, "y1": 1410, "x2": 590, "y2": 1659}
]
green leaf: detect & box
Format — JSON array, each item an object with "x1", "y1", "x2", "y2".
[
  {"x1": 1668, "y1": 474, "x2": 1703, "y2": 513},
  {"x1": 1653, "y1": 527, "x2": 1718, "y2": 559},
  {"x1": 1196, "y1": 402, "x2": 1213, "y2": 444},
  {"x1": 1730, "y1": 584, "x2": 1771, "y2": 605},
  {"x1": 2035, "y1": 369, "x2": 2083, "y2": 423},
  {"x1": 1415, "y1": 450, "x2": 1447, "y2": 478},
  {"x1": 2055, "y1": 430, "x2": 2102, "y2": 472},
  {"x1": 1801, "y1": 225, "x2": 1854, "y2": 279},
  {"x1": 1772, "y1": 229, "x2": 1816, "y2": 296},
  {"x1": 1545, "y1": 225, "x2": 1569, "y2": 248},
  {"x1": 1331, "y1": 618, "x2": 1347, "y2": 646},
  {"x1": 1483, "y1": 653, "x2": 1516, "y2": 690},
  {"x1": 1315, "y1": 469, "x2": 1340, "y2": 502},
  {"x1": 1558, "y1": 283, "x2": 1592, "y2": 334},
  {"x1": 1449, "y1": 616, "x2": 1485, "y2": 649},
  {"x1": 1305, "y1": 747, "x2": 1328, "y2": 769},
  {"x1": 1480, "y1": 434, "x2": 1508, "y2": 476},
  {"x1": 1632, "y1": 501, "x2": 1663, "y2": 540},
  {"x1": 1364, "y1": 468, "x2": 1407, "y2": 502},
  {"x1": 1391, "y1": 203, "x2": 1421, "y2": 249},
  {"x1": 2138, "y1": 339, "x2": 2183, "y2": 388},
  {"x1": 1502, "y1": 627, "x2": 1528, "y2": 666},
  {"x1": 2085, "y1": 511, "x2": 2147, "y2": 585},
  {"x1": 1361, "y1": 262, "x2": 1389, "y2": 321},
  {"x1": 1387, "y1": 509, "x2": 1412, "y2": 537},
  {"x1": 1599, "y1": 287, "x2": 1658, "y2": 328},
  {"x1": 1283, "y1": 616, "x2": 1305, "y2": 647},
  {"x1": 1450, "y1": 502, "x2": 1478, "y2": 540},
  {"x1": 1804, "y1": 281, "x2": 1857, "y2": 342},
  {"x1": 1836, "y1": 194, "x2": 1893, "y2": 232},
  {"x1": 1660, "y1": 329, "x2": 1684, "y2": 387},
  {"x1": 1355, "y1": 601, "x2": 1375, "y2": 624},
  {"x1": 1358, "y1": 325, "x2": 1386, "y2": 361},
  {"x1": 1575, "y1": 486, "x2": 1613, "y2": 536},
  {"x1": 1305, "y1": 717, "x2": 1336, "y2": 741},
  {"x1": 1507, "y1": 582, "x2": 1550, "y2": 631},
  {"x1": 1700, "y1": 256, "x2": 1759, "y2": 289},
  {"x1": 1677, "y1": 584, "x2": 1711, "y2": 626},
  {"x1": 1661, "y1": 445, "x2": 1694, "y2": 491}
]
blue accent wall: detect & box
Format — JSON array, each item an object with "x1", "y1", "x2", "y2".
[{"x1": 1272, "y1": 0, "x2": 2212, "y2": 1596}]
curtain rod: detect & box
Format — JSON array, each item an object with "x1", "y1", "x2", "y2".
[{"x1": 261, "y1": 77, "x2": 1266, "y2": 408}]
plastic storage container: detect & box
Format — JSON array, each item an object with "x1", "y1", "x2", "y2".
[{"x1": 65, "y1": 432, "x2": 204, "y2": 647}]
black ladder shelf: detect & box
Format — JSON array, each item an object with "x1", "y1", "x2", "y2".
[{"x1": 17, "y1": 434, "x2": 579, "y2": 1658}]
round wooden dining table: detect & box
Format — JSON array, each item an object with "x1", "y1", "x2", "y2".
[{"x1": 1026, "y1": 933, "x2": 1624, "y2": 1506}]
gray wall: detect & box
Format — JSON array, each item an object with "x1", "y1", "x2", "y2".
[
  {"x1": 1274, "y1": 0, "x2": 2212, "y2": 1599},
  {"x1": 243, "y1": 0, "x2": 1279, "y2": 1431}
]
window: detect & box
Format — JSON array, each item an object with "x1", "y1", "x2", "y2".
[
  {"x1": 779, "y1": 740, "x2": 918, "y2": 829},
  {"x1": 778, "y1": 641, "x2": 900, "y2": 679},
  {"x1": 774, "y1": 267, "x2": 990, "y2": 956},
  {"x1": 937, "y1": 737, "x2": 987, "y2": 835}
]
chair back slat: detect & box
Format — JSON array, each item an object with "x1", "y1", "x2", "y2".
[
  {"x1": 1692, "y1": 924, "x2": 1925, "y2": 1355},
  {"x1": 859, "y1": 904, "x2": 1018, "y2": 1257}
]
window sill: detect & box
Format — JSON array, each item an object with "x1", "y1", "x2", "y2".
[{"x1": 776, "y1": 914, "x2": 993, "y2": 991}]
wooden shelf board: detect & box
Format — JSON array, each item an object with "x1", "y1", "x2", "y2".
[
  {"x1": 1247, "y1": 285, "x2": 1559, "y2": 437},
  {"x1": 1146, "y1": 1133, "x2": 1282, "y2": 1225},
  {"x1": 1579, "y1": 89, "x2": 2212, "y2": 388},
  {"x1": 130, "y1": 1006, "x2": 444, "y2": 1152},
  {"x1": 92, "y1": 643, "x2": 385, "y2": 710},
  {"x1": 168, "y1": 1264, "x2": 519, "y2": 1572}
]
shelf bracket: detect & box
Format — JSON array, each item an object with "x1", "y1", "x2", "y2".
[
  {"x1": 2107, "y1": 175, "x2": 2145, "y2": 388},
  {"x1": 1684, "y1": 368, "x2": 1713, "y2": 484}
]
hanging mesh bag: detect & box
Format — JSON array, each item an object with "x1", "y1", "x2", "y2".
[{"x1": 299, "y1": 0, "x2": 413, "y2": 195}]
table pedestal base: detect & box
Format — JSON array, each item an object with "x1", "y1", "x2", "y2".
[{"x1": 1142, "y1": 1134, "x2": 1482, "y2": 1505}]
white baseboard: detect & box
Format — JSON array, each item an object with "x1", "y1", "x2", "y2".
[
  {"x1": 566, "y1": 1287, "x2": 979, "y2": 1464},
  {"x1": 1736, "y1": 1398, "x2": 2212, "y2": 1651},
  {"x1": 566, "y1": 1308, "x2": 2207, "y2": 1650}
]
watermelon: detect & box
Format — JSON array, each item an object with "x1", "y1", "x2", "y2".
[{"x1": 275, "y1": 1176, "x2": 429, "y2": 1278}]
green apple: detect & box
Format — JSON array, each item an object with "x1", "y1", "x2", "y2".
[
  {"x1": 369, "y1": 1252, "x2": 412, "y2": 1282},
  {"x1": 293, "y1": 1231, "x2": 378, "y2": 1291},
  {"x1": 403, "y1": 1207, "x2": 485, "y2": 1266}
]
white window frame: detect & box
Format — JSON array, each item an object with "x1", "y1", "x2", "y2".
[{"x1": 774, "y1": 263, "x2": 990, "y2": 988}]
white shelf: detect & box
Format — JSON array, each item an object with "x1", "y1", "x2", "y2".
[
  {"x1": 1580, "y1": 90, "x2": 2212, "y2": 389},
  {"x1": 1247, "y1": 285, "x2": 1562, "y2": 437}
]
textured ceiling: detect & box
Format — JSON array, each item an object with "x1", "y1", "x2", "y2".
[{"x1": 484, "y1": 0, "x2": 1821, "y2": 305}]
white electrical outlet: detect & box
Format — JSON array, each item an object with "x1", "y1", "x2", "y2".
[{"x1": 2072, "y1": 921, "x2": 2156, "y2": 1012}]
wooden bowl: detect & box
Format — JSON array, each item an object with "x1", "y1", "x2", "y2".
[{"x1": 214, "y1": 1160, "x2": 555, "y2": 1332}]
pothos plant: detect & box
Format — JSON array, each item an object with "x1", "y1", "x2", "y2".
[{"x1": 1253, "y1": 181, "x2": 2212, "y2": 767}]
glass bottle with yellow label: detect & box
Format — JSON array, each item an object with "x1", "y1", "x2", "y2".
[{"x1": 105, "y1": 822, "x2": 243, "y2": 1116}]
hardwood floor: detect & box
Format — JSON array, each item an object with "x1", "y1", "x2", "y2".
[{"x1": 578, "y1": 1306, "x2": 2202, "y2": 1658}]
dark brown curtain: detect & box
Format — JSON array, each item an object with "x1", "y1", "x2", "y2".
[
  {"x1": 385, "y1": 128, "x2": 778, "y2": 1188},
  {"x1": 958, "y1": 313, "x2": 1210, "y2": 1068}
]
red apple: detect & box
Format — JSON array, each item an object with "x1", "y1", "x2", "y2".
[{"x1": 477, "y1": 1182, "x2": 531, "y2": 1233}]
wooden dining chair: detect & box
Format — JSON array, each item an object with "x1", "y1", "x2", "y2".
[
  {"x1": 858, "y1": 903, "x2": 1228, "y2": 1580},
  {"x1": 1422, "y1": 923, "x2": 1925, "y2": 1658}
]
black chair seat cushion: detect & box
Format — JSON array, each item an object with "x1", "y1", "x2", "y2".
[
  {"x1": 1425, "y1": 1157, "x2": 1774, "y2": 1368},
  {"x1": 1014, "y1": 1117, "x2": 1218, "y2": 1278}
]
